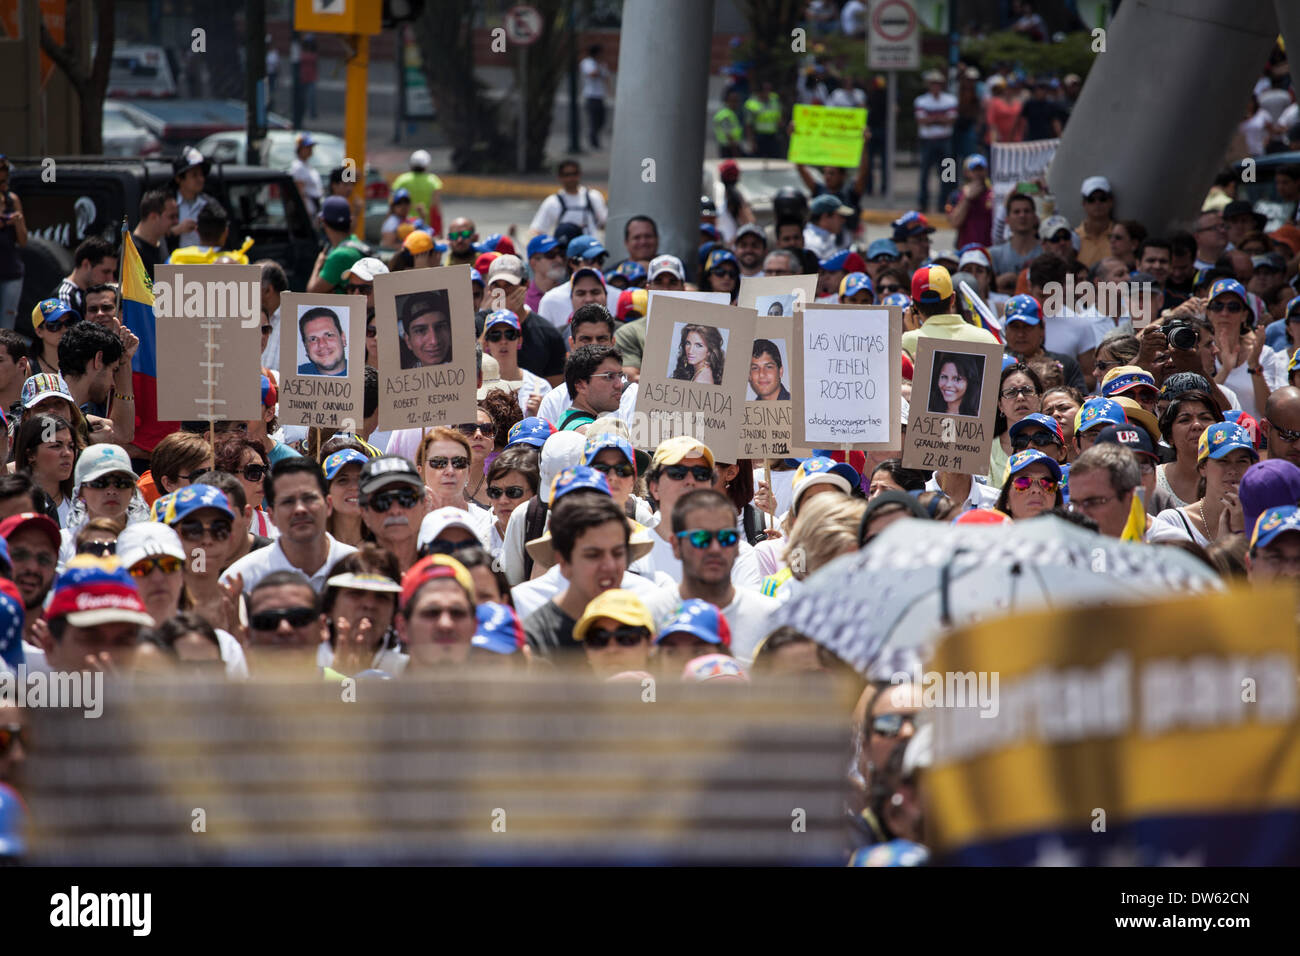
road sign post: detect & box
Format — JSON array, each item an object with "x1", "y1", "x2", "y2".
[
  {"x1": 869, "y1": 0, "x2": 920, "y2": 205},
  {"x1": 505, "y1": 5, "x2": 543, "y2": 174}
]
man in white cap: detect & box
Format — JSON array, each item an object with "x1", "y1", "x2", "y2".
[
  {"x1": 613, "y1": 255, "x2": 685, "y2": 381},
  {"x1": 391, "y1": 149, "x2": 444, "y2": 234},
  {"x1": 1075, "y1": 175, "x2": 1115, "y2": 268},
  {"x1": 171, "y1": 147, "x2": 211, "y2": 248},
  {"x1": 290, "y1": 133, "x2": 323, "y2": 218}
]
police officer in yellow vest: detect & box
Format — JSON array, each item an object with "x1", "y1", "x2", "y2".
[
  {"x1": 745, "y1": 81, "x2": 783, "y2": 158},
  {"x1": 713, "y1": 88, "x2": 745, "y2": 159}
]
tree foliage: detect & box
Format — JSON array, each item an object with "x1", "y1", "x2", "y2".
[{"x1": 39, "y1": 0, "x2": 116, "y2": 155}]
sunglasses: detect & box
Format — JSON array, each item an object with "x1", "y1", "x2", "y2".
[
  {"x1": 346, "y1": 283, "x2": 373, "y2": 295},
  {"x1": 428, "y1": 456, "x2": 470, "y2": 470},
  {"x1": 871, "y1": 712, "x2": 916, "y2": 737},
  {"x1": 1012, "y1": 475, "x2": 1058, "y2": 493},
  {"x1": 250, "y1": 606, "x2": 318, "y2": 631},
  {"x1": 486, "y1": 485, "x2": 528, "y2": 500},
  {"x1": 43, "y1": 314, "x2": 81, "y2": 333},
  {"x1": 590, "y1": 461, "x2": 634, "y2": 479},
  {"x1": 420, "y1": 538, "x2": 479, "y2": 557},
  {"x1": 485, "y1": 329, "x2": 520, "y2": 342},
  {"x1": 85, "y1": 475, "x2": 134, "y2": 491},
  {"x1": 0, "y1": 723, "x2": 28, "y2": 756},
  {"x1": 662, "y1": 464, "x2": 713, "y2": 483},
  {"x1": 1011, "y1": 432, "x2": 1061, "y2": 451},
  {"x1": 872, "y1": 255, "x2": 900, "y2": 264},
  {"x1": 241, "y1": 464, "x2": 267, "y2": 483},
  {"x1": 85, "y1": 304, "x2": 117, "y2": 316},
  {"x1": 1207, "y1": 301, "x2": 1246, "y2": 314},
  {"x1": 366, "y1": 325, "x2": 377, "y2": 338},
  {"x1": 456, "y1": 422, "x2": 496, "y2": 438},
  {"x1": 77, "y1": 540, "x2": 117, "y2": 557},
  {"x1": 177, "y1": 518, "x2": 232, "y2": 542},
  {"x1": 367, "y1": 490, "x2": 420, "y2": 512},
  {"x1": 1084, "y1": 194, "x2": 1111, "y2": 203},
  {"x1": 1271, "y1": 425, "x2": 1300, "y2": 443},
  {"x1": 448, "y1": 229, "x2": 474, "y2": 241},
  {"x1": 711, "y1": 268, "x2": 739, "y2": 280},
  {"x1": 676, "y1": 528, "x2": 740, "y2": 549},
  {"x1": 878, "y1": 283, "x2": 902, "y2": 293},
  {"x1": 129, "y1": 554, "x2": 183, "y2": 577},
  {"x1": 585, "y1": 627, "x2": 650, "y2": 649}
]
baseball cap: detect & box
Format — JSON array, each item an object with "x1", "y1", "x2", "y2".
[
  {"x1": 1159, "y1": 371, "x2": 1214, "y2": 401},
  {"x1": 507, "y1": 417, "x2": 556, "y2": 449},
  {"x1": 391, "y1": 187, "x2": 410, "y2": 205},
  {"x1": 343, "y1": 257, "x2": 389, "y2": 283},
  {"x1": 296, "y1": 132, "x2": 315, "y2": 149},
  {"x1": 484, "y1": 308, "x2": 521, "y2": 332},
  {"x1": 45, "y1": 559, "x2": 155, "y2": 629},
  {"x1": 486, "y1": 254, "x2": 526, "y2": 286},
  {"x1": 21, "y1": 373, "x2": 74, "y2": 409},
  {"x1": 409, "y1": 149, "x2": 431, "y2": 169},
  {"x1": 930, "y1": 249, "x2": 960, "y2": 267},
  {"x1": 73, "y1": 444, "x2": 137, "y2": 489},
  {"x1": 910, "y1": 264, "x2": 954, "y2": 304},
  {"x1": 647, "y1": 254, "x2": 686, "y2": 282},
  {"x1": 173, "y1": 146, "x2": 209, "y2": 177},
  {"x1": 1208, "y1": 277, "x2": 1247, "y2": 303},
  {"x1": 615, "y1": 287, "x2": 649, "y2": 320},
  {"x1": 957, "y1": 248, "x2": 991, "y2": 271},
  {"x1": 1100, "y1": 366, "x2": 1157, "y2": 398},
  {"x1": 810, "y1": 194, "x2": 853, "y2": 218},
  {"x1": 31, "y1": 299, "x2": 79, "y2": 331},
  {"x1": 1197, "y1": 421, "x2": 1258, "y2": 465},
  {"x1": 566, "y1": 236, "x2": 606, "y2": 261},
  {"x1": 1038, "y1": 215, "x2": 1074, "y2": 241},
  {"x1": 964, "y1": 154, "x2": 988, "y2": 171},
  {"x1": 1269, "y1": 224, "x2": 1300, "y2": 256},
  {"x1": 1093, "y1": 423, "x2": 1158, "y2": 461},
  {"x1": 116, "y1": 522, "x2": 186, "y2": 570},
  {"x1": 1241, "y1": 461, "x2": 1300, "y2": 542},
  {"x1": 320, "y1": 195, "x2": 352, "y2": 230},
  {"x1": 682, "y1": 654, "x2": 748, "y2": 682},
  {"x1": 470, "y1": 268, "x2": 484, "y2": 288},
  {"x1": 882, "y1": 292, "x2": 911, "y2": 309},
  {"x1": 819, "y1": 250, "x2": 868, "y2": 273},
  {"x1": 0, "y1": 512, "x2": 61, "y2": 551},
  {"x1": 399, "y1": 554, "x2": 474, "y2": 611},
  {"x1": 546, "y1": 464, "x2": 610, "y2": 503},
  {"x1": 1250, "y1": 504, "x2": 1300, "y2": 551},
  {"x1": 573, "y1": 590, "x2": 656, "y2": 643},
  {"x1": 582, "y1": 432, "x2": 636, "y2": 472},
  {"x1": 655, "y1": 599, "x2": 731, "y2": 649},
  {"x1": 1003, "y1": 294, "x2": 1042, "y2": 325},
  {"x1": 891, "y1": 211, "x2": 935, "y2": 240},
  {"x1": 608, "y1": 260, "x2": 647, "y2": 285},
  {"x1": 472, "y1": 602, "x2": 526, "y2": 654},
  {"x1": 538, "y1": 431, "x2": 589, "y2": 504},
  {"x1": 699, "y1": 223, "x2": 720, "y2": 242},
  {"x1": 403, "y1": 229, "x2": 435, "y2": 255},
  {"x1": 474, "y1": 252, "x2": 501, "y2": 275},
  {"x1": 1223, "y1": 200, "x2": 1255, "y2": 220},
  {"x1": 735, "y1": 223, "x2": 767, "y2": 245},
  {"x1": 359, "y1": 455, "x2": 423, "y2": 498},
  {"x1": 1008, "y1": 413, "x2": 1064, "y2": 446},
  {"x1": 922, "y1": 68, "x2": 945, "y2": 84},
  {"x1": 791, "y1": 455, "x2": 858, "y2": 514},
  {"x1": 1005, "y1": 448, "x2": 1063, "y2": 484},
  {"x1": 324, "y1": 572, "x2": 402, "y2": 595},
  {"x1": 867, "y1": 239, "x2": 900, "y2": 261},
  {"x1": 1080, "y1": 175, "x2": 1112, "y2": 197},
  {"x1": 650, "y1": 436, "x2": 715, "y2": 472},
  {"x1": 322, "y1": 448, "x2": 369, "y2": 482},
  {"x1": 162, "y1": 485, "x2": 235, "y2": 524},
  {"x1": 1111, "y1": 397, "x2": 1160, "y2": 443},
  {"x1": 417, "y1": 507, "x2": 486, "y2": 551},
  {"x1": 840, "y1": 272, "x2": 874, "y2": 299},
  {"x1": 261, "y1": 373, "x2": 278, "y2": 408},
  {"x1": 1252, "y1": 253, "x2": 1286, "y2": 273},
  {"x1": 476, "y1": 234, "x2": 517, "y2": 257},
  {"x1": 571, "y1": 265, "x2": 607, "y2": 287},
  {"x1": 527, "y1": 234, "x2": 560, "y2": 258},
  {"x1": 1075, "y1": 397, "x2": 1128, "y2": 435},
  {"x1": 705, "y1": 248, "x2": 739, "y2": 272}
]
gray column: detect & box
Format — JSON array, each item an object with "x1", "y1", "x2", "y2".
[
  {"x1": 1274, "y1": 1, "x2": 1300, "y2": 105},
  {"x1": 1048, "y1": 0, "x2": 1277, "y2": 232},
  {"x1": 604, "y1": 0, "x2": 715, "y2": 265}
]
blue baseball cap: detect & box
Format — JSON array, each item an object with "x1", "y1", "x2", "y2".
[
  {"x1": 162, "y1": 485, "x2": 235, "y2": 524},
  {"x1": 840, "y1": 271, "x2": 874, "y2": 299},
  {"x1": 567, "y1": 236, "x2": 606, "y2": 260},
  {"x1": 470, "y1": 268, "x2": 484, "y2": 287},
  {"x1": 1075, "y1": 397, "x2": 1128, "y2": 434},
  {"x1": 705, "y1": 248, "x2": 738, "y2": 272},
  {"x1": 1197, "y1": 421, "x2": 1258, "y2": 464},
  {"x1": 819, "y1": 249, "x2": 868, "y2": 273},
  {"x1": 392, "y1": 187, "x2": 410, "y2": 204},
  {"x1": 881, "y1": 292, "x2": 911, "y2": 309},
  {"x1": 700, "y1": 223, "x2": 720, "y2": 241},
  {"x1": 867, "y1": 238, "x2": 900, "y2": 261},
  {"x1": 1285, "y1": 295, "x2": 1300, "y2": 319},
  {"x1": 527, "y1": 234, "x2": 560, "y2": 258},
  {"x1": 582, "y1": 432, "x2": 636, "y2": 470},
  {"x1": 608, "y1": 260, "x2": 646, "y2": 284},
  {"x1": 1250, "y1": 504, "x2": 1300, "y2": 551},
  {"x1": 472, "y1": 602, "x2": 525, "y2": 654},
  {"x1": 1208, "y1": 277, "x2": 1248, "y2": 303},
  {"x1": 484, "y1": 309, "x2": 521, "y2": 331},
  {"x1": 964, "y1": 154, "x2": 988, "y2": 171},
  {"x1": 1009, "y1": 412, "x2": 1064, "y2": 446},
  {"x1": 507, "y1": 417, "x2": 556, "y2": 449},
  {"x1": 549, "y1": 464, "x2": 611, "y2": 502},
  {"x1": 31, "y1": 298, "x2": 79, "y2": 331},
  {"x1": 1005, "y1": 448, "x2": 1063, "y2": 484},
  {"x1": 323, "y1": 448, "x2": 368, "y2": 482},
  {"x1": 655, "y1": 599, "x2": 731, "y2": 649},
  {"x1": 1003, "y1": 294, "x2": 1043, "y2": 325},
  {"x1": 791, "y1": 455, "x2": 859, "y2": 513}
]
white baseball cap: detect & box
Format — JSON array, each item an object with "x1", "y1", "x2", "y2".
[
  {"x1": 958, "y1": 248, "x2": 991, "y2": 270},
  {"x1": 647, "y1": 254, "x2": 685, "y2": 282},
  {"x1": 417, "y1": 507, "x2": 487, "y2": 551},
  {"x1": 73, "y1": 444, "x2": 137, "y2": 490},
  {"x1": 486, "y1": 254, "x2": 526, "y2": 286},
  {"x1": 410, "y1": 149, "x2": 432, "y2": 170},
  {"x1": 1080, "y1": 175, "x2": 1112, "y2": 197},
  {"x1": 116, "y1": 522, "x2": 186, "y2": 570},
  {"x1": 538, "y1": 431, "x2": 588, "y2": 504},
  {"x1": 343, "y1": 257, "x2": 389, "y2": 283}
]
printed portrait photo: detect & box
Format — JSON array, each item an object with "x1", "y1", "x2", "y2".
[
  {"x1": 668, "y1": 322, "x2": 728, "y2": 385},
  {"x1": 396, "y1": 289, "x2": 453, "y2": 369},
  {"x1": 756, "y1": 293, "x2": 797, "y2": 317},
  {"x1": 927, "y1": 350, "x2": 986, "y2": 418},
  {"x1": 296, "y1": 304, "x2": 349, "y2": 377},
  {"x1": 747, "y1": 337, "x2": 791, "y2": 401}
]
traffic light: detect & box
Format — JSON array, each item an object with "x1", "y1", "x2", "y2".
[{"x1": 383, "y1": 0, "x2": 425, "y2": 26}]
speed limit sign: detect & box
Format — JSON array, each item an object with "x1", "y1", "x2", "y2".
[{"x1": 505, "y1": 5, "x2": 544, "y2": 46}]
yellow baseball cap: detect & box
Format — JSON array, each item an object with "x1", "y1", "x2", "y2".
[
  {"x1": 573, "y1": 589, "x2": 656, "y2": 642},
  {"x1": 403, "y1": 229, "x2": 435, "y2": 255},
  {"x1": 650, "y1": 436, "x2": 715, "y2": 472}
]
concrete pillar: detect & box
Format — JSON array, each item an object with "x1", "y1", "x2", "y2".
[
  {"x1": 1274, "y1": 1, "x2": 1300, "y2": 106},
  {"x1": 1048, "y1": 0, "x2": 1277, "y2": 232},
  {"x1": 604, "y1": 0, "x2": 715, "y2": 265}
]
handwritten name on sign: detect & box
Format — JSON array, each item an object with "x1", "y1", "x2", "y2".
[
  {"x1": 901, "y1": 338, "x2": 1004, "y2": 477},
  {"x1": 278, "y1": 293, "x2": 365, "y2": 430}
]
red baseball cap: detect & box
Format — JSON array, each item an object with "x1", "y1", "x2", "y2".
[{"x1": 0, "y1": 512, "x2": 60, "y2": 550}]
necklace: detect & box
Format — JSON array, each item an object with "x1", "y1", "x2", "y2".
[
  {"x1": 1197, "y1": 500, "x2": 1208, "y2": 534},
  {"x1": 464, "y1": 471, "x2": 485, "y2": 502}
]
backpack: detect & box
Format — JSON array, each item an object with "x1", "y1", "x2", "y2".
[
  {"x1": 554, "y1": 188, "x2": 598, "y2": 233},
  {"x1": 521, "y1": 496, "x2": 550, "y2": 580}
]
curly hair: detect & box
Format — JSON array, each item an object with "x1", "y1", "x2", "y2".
[
  {"x1": 479, "y1": 388, "x2": 524, "y2": 451},
  {"x1": 671, "y1": 324, "x2": 725, "y2": 384}
]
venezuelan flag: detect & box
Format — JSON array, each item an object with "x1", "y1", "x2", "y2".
[{"x1": 121, "y1": 229, "x2": 178, "y2": 453}]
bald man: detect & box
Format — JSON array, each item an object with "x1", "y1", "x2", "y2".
[{"x1": 1263, "y1": 387, "x2": 1300, "y2": 469}]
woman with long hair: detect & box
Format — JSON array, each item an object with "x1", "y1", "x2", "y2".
[
  {"x1": 1108, "y1": 219, "x2": 1147, "y2": 270},
  {"x1": 484, "y1": 445, "x2": 539, "y2": 558},
  {"x1": 928, "y1": 352, "x2": 983, "y2": 417},
  {"x1": 213, "y1": 437, "x2": 274, "y2": 538},
  {"x1": 14, "y1": 412, "x2": 80, "y2": 527},
  {"x1": 1148, "y1": 421, "x2": 1256, "y2": 546},
  {"x1": 701, "y1": 248, "x2": 741, "y2": 305},
  {"x1": 671, "y1": 324, "x2": 725, "y2": 385},
  {"x1": 457, "y1": 407, "x2": 499, "y2": 510},
  {"x1": 57, "y1": 444, "x2": 150, "y2": 570},
  {"x1": 990, "y1": 362, "x2": 1043, "y2": 485},
  {"x1": 1151, "y1": 389, "x2": 1223, "y2": 512},
  {"x1": 322, "y1": 447, "x2": 370, "y2": 547}
]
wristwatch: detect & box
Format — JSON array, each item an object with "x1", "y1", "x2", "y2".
[{"x1": 1248, "y1": 365, "x2": 1263, "y2": 376}]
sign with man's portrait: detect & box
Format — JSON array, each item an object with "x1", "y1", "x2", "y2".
[
  {"x1": 278, "y1": 292, "x2": 365, "y2": 429},
  {"x1": 738, "y1": 275, "x2": 817, "y2": 457}
]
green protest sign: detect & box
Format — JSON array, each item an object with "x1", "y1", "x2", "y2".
[{"x1": 787, "y1": 105, "x2": 867, "y2": 167}]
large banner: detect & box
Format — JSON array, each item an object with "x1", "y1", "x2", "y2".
[
  {"x1": 990, "y1": 138, "x2": 1059, "y2": 246},
  {"x1": 924, "y1": 585, "x2": 1300, "y2": 865}
]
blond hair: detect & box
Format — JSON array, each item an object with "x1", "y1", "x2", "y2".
[{"x1": 784, "y1": 493, "x2": 867, "y2": 581}]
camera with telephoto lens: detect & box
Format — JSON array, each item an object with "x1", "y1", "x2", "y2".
[{"x1": 1162, "y1": 320, "x2": 1198, "y2": 351}]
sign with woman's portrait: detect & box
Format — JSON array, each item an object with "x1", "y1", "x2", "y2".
[
  {"x1": 903, "y1": 338, "x2": 1004, "y2": 475},
  {"x1": 738, "y1": 274, "x2": 817, "y2": 457},
  {"x1": 666, "y1": 322, "x2": 728, "y2": 385},
  {"x1": 278, "y1": 292, "x2": 365, "y2": 429}
]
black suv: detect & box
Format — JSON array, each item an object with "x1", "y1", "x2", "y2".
[{"x1": 10, "y1": 157, "x2": 319, "y2": 337}]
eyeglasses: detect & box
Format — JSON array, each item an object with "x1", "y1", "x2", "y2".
[
  {"x1": 456, "y1": 422, "x2": 496, "y2": 438},
  {"x1": 871, "y1": 712, "x2": 916, "y2": 737},
  {"x1": 1011, "y1": 432, "x2": 1060, "y2": 451},
  {"x1": 486, "y1": 485, "x2": 528, "y2": 500},
  {"x1": 250, "y1": 606, "x2": 318, "y2": 631},
  {"x1": 590, "y1": 461, "x2": 634, "y2": 479},
  {"x1": 427, "y1": 456, "x2": 470, "y2": 471},
  {"x1": 1071, "y1": 495, "x2": 1115, "y2": 511},
  {"x1": 0, "y1": 723, "x2": 28, "y2": 756},
  {"x1": 662, "y1": 464, "x2": 714, "y2": 482},
  {"x1": 585, "y1": 627, "x2": 650, "y2": 649},
  {"x1": 85, "y1": 475, "x2": 134, "y2": 491},
  {"x1": 128, "y1": 554, "x2": 183, "y2": 577},
  {"x1": 1271, "y1": 424, "x2": 1300, "y2": 443},
  {"x1": 10, "y1": 548, "x2": 56, "y2": 568},
  {"x1": 76, "y1": 540, "x2": 117, "y2": 557},
  {"x1": 589, "y1": 371, "x2": 627, "y2": 384},
  {"x1": 1001, "y1": 386, "x2": 1038, "y2": 399},
  {"x1": 877, "y1": 283, "x2": 902, "y2": 293},
  {"x1": 346, "y1": 283, "x2": 373, "y2": 295},
  {"x1": 1207, "y1": 301, "x2": 1246, "y2": 314},
  {"x1": 177, "y1": 518, "x2": 232, "y2": 542},
  {"x1": 676, "y1": 527, "x2": 740, "y2": 549},
  {"x1": 1011, "y1": 475, "x2": 1058, "y2": 493},
  {"x1": 241, "y1": 464, "x2": 267, "y2": 483},
  {"x1": 367, "y1": 489, "x2": 420, "y2": 512},
  {"x1": 485, "y1": 329, "x2": 520, "y2": 342},
  {"x1": 448, "y1": 229, "x2": 474, "y2": 241}
]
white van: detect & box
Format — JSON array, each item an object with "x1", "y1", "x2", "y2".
[{"x1": 104, "y1": 43, "x2": 178, "y2": 98}]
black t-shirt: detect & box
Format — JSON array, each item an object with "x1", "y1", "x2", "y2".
[
  {"x1": 132, "y1": 232, "x2": 164, "y2": 279},
  {"x1": 517, "y1": 311, "x2": 567, "y2": 380},
  {"x1": 523, "y1": 600, "x2": 579, "y2": 658},
  {"x1": 1021, "y1": 99, "x2": 1064, "y2": 141}
]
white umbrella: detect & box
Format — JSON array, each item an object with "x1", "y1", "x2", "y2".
[{"x1": 769, "y1": 515, "x2": 1224, "y2": 677}]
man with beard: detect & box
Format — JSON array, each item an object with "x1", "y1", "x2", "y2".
[
  {"x1": 358, "y1": 456, "x2": 429, "y2": 572},
  {"x1": 445, "y1": 217, "x2": 479, "y2": 268},
  {"x1": 526, "y1": 235, "x2": 566, "y2": 312},
  {"x1": 297, "y1": 306, "x2": 348, "y2": 376},
  {"x1": 0, "y1": 513, "x2": 60, "y2": 657},
  {"x1": 734, "y1": 224, "x2": 768, "y2": 278}
]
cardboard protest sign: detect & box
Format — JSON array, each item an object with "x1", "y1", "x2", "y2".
[
  {"x1": 277, "y1": 292, "x2": 365, "y2": 431},
  {"x1": 374, "y1": 265, "x2": 477, "y2": 432},
  {"x1": 924, "y1": 584, "x2": 1300, "y2": 865},
  {"x1": 153, "y1": 264, "x2": 263, "y2": 423},
  {"x1": 634, "y1": 297, "x2": 755, "y2": 462},
  {"x1": 787, "y1": 104, "x2": 867, "y2": 168},
  {"x1": 738, "y1": 275, "x2": 818, "y2": 458},
  {"x1": 902, "y1": 338, "x2": 1003, "y2": 476},
  {"x1": 790, "y1": 304, "x2": 901, "y2": 451}
]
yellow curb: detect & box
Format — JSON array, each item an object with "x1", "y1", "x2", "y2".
[
  {"x1": 858, "y1": 208, "x2": 924, "y2": 225},
  {"x1": 441, "y1": 175, "x2": 610, "y2": 200}
]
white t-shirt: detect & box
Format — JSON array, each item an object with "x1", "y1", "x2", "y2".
[
  {"x1": 1043, "y1": 309, "x2": 1101, "y2": 360},
  {"x1": 579, "y1": 56, "x2": 608, "y2": 101},
  {"x1": 215, "y1": 628, "x2": 250, "y2": 679},
  {"x1": 1218, "y1": 345, "x2": 1288, "y2": 419},
  {"x1": 529, "y1": 187, "x2": 608, "y2": 239},
  {"x1": 290, "y1": 157, "x2": 323, "y2": 217},
  {"x1": 1146, "y1": 507, "x2": 1210, "y2": 547},
  {"x1": 913, "y1": 90, "x2": 959, "y2": 139},
  {"x1": 261, "y1": 306, "x2": 281, "y2": 372},
  {"x1": 221, "y1": 533, "x2": 358, "y2": 594},
  {"x1": 641, "y1": 584, "x2": 780, "y2": 666},
  {"x1": 537, "y1": 280, "x2": 575, "y2": 329},
  {"x1": 512, "y1": 367, "x2": 552, "y2": 415}
]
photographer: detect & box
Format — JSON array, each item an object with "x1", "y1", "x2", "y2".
[{"x1": 1136, "y1": 297, "x2": 1240, "y2": 415}]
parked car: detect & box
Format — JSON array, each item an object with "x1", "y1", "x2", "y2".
[
  {"x1": 102, "y1": 104, "x2": 163, "y2": 158},
  {"x1": 102, "y1": 43, "x2": 179, "y2": 99},
  {"x1": 7, "y1": 157, "x2": 319, "y2": 338},
  {"x1": 105, "y1": 99, "x2": 292, "y2": 151},
  {"x1": 1237, "y1": 150, "x2": 1300, "y2": 233},
  {"x1": 701, "y1": 158, "x2": 806, "y2": 227},
  {"x1": 196, "y1": 129, "x2": 389, "y2": 241}
]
